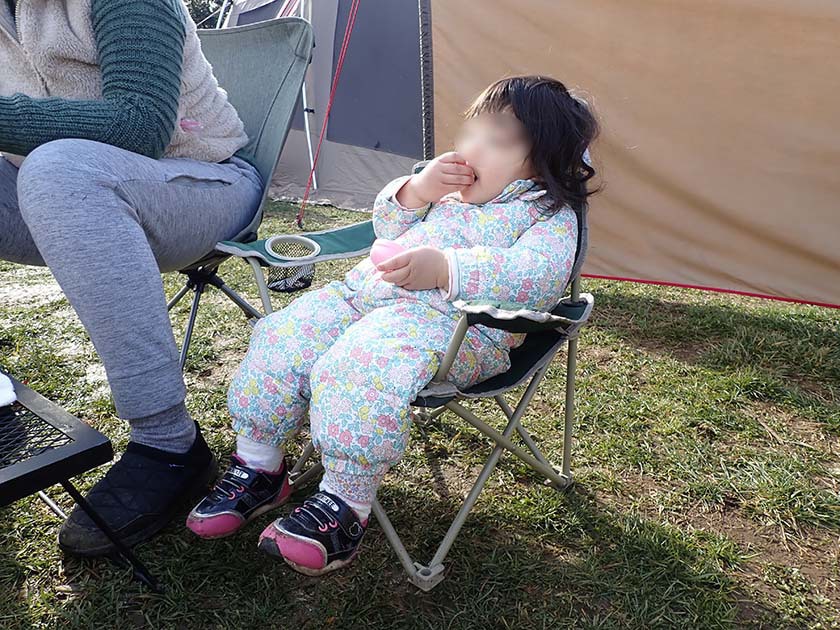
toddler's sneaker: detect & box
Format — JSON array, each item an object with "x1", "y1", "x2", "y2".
[
  {"x1": 186, "y1": 454, "x2": 292, "y2": 539},
  {"x1": 257, "y1": 491, "x2": 367, "y2": 576}
]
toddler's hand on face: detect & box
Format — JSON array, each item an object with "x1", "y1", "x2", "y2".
[{"x1": 396, "y1": 152, "x2": 475, "y2": 208}]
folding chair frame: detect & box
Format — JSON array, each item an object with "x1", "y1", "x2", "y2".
[
  {"x1": 165, "y1": 17, "x2": 314, "y2": 370},
  {"x1": 167, "y1": 262, "x2": 264, "y2": 371},
  {"x1": 237, "y1": 251, "x2": 590, "y2": 590},
  {"x1": 213, "y1": 152, "x2": 592, "y2": 589}
]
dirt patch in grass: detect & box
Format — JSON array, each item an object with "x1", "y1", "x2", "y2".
[
  {"x1": 612, "y1": 468, "x2": 840, "y2": 622},
  {"x1": 0, "y1": 281, "x2": 64, "y2": 307}
]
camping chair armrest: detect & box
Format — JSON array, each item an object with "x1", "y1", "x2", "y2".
[
  {"x1": 215, "y1": 162, "x2": 425, "y2": 268},
  {"x1": 432, "y1": 294, "x2": 594, "y2": 384},
  {"x1": 215, "y1": 220, "x2": 376, "y2": 268},
  {"x1": 452, "y1": 294, "x2": 594, "y2": 334}
]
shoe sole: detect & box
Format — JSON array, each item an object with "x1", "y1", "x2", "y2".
[
  {"x1": 257, "y1": 528, "x2": 360, "y2": 577},
  {"x1": 59, "y1": 457, "x2": 219, "y2": 557},
  {"x1": 186, "y1": 490, "x2": 292, "y2": 540}
]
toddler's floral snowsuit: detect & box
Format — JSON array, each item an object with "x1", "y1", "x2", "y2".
[{"x1": 228, "y1": 176, "x2": 578, "y2": 504}]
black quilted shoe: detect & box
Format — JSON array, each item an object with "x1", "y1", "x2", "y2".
[
  {"x1": 58, "y1": 424, "x2": 217, "y2": 556},
  {"x1": 257, "y1": 491, "x2": 368, "y2": 576}
]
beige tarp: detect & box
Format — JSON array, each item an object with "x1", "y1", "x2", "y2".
[{"x1": 431, "y1": 0, "x2": 840, "y2": 307}]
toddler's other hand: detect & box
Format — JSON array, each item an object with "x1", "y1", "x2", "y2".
[{"x1": 378, "y1": 246, "x2": 450, "y2": 292}]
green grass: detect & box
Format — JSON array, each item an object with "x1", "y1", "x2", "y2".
[{"x1": 1, "y1": 201, "x2": 839, "y2": 629}]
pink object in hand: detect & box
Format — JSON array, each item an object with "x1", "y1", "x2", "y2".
[{"x1": 369, "y1": 239, "x2": 406, "y2": 269}]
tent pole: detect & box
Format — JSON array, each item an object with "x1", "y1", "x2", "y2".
[
  {"x1": 215, "y1": 0, "x2": 231, "y2": 28},
  {"x1": 300, "y1": 0, "x2": 317, "y2": 190}
]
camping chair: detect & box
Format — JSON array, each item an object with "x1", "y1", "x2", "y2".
[
  {"x1": 214, "y1": 177, "x2": 593, "y2": 591},
  {"x1": 166, "y1": 17, "x2": 314, "y2": 370}
]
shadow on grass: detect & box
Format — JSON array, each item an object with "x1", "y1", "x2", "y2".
[
  {"x1": 0, "y1": 533, "x2": 33, "y2": 629},
  {"x1": 7, "y1": 473, "x2": 793, "y2": 629}
]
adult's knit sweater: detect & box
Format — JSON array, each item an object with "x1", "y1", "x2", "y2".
[{"x1": 0, "y1": 0, "x2": 248, "y2": 166}]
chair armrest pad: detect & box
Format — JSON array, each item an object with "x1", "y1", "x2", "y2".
[
  {"x1": 453, "y1": 294, "x2": 594, "y2": 334},
  {"x1": 215, "y1": 220, "x2": 376, "y2": 268}
]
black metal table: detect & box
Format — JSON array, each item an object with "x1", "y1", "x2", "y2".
[{"x1": 0, "y1": 372, "x2": 159, "y2": 590}]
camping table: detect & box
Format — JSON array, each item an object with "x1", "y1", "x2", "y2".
[{"x1": 0, "y1": 371, "x2": 159, "y2": 591}]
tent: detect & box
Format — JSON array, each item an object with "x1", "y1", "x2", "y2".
[{"x1": 222, "y1": 0, "x2": 840, "y2": 309}]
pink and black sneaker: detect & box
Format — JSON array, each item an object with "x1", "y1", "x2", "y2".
[
  {"x1": 257, "y1": 491, "x2": 367, "y2": 576},
  {"x1": 185, "y1": 455, "x2": 292, "y2": 539}
]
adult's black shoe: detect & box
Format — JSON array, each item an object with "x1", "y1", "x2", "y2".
[{"x1": 58, "y1": 424, "x2": 217, "y2": 556}]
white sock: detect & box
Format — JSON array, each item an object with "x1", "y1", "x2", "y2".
[
  {"x1": 319, "y1": 479, "x2": 372, "y2": 522},
  {"x1": 236, "y1": 435, "x2": 284, "y2": 473}
]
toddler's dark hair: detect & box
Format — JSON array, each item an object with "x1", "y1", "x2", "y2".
[{"x1": 465, "y1": 75, "x2": 600, "y2": 214}]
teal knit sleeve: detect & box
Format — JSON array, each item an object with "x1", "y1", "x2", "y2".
[{"x1": 0, "y1": 0, "x2": 186, "y2": 160}]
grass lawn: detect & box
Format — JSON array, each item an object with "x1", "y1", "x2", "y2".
[{"x1": 1, "y1": 202, "x2": 838, "y2": 629}]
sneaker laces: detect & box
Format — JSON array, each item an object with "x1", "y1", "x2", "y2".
[
  {"x1": 207, "y1": 462, "x2": 252, "y2": 502},
  {"x1": 294, "y1": 494, "x2": 340, "y2": 531}
]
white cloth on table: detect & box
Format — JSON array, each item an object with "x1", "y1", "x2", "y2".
[{"x1": 0, "y1": 372, "x2": 16, "y2": 406}]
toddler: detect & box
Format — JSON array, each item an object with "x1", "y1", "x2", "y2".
[{"x1": 187, "y1": 75, "x2": 599, "y2": 576}]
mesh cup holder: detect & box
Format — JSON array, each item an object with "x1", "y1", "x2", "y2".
[
  {"x1": 264, "y1": 235, "x2": 320, "y2": 293},
  {"x1": 267, "y1": 264, "x2": 315, "y2": 293}
]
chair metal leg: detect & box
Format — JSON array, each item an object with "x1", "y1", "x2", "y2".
[
  {"x1": 38, "y1": 490, "x2": 67, "y2": 519},
  {"x1": 411, "y1": 405, "x2": 446, "y2": 427},
  {"x1": 215, "y1": 281, "x2": 264, "y2": 320},
  {"x1": 288, "y1": 440, "x2": 317, "y2": 479},
  {"x1": 515, "y1": 423, "x2": 554, "y2": 469},
  {"x1": 371, "y1": 498, "x2": 443, "y2": 591},
  {"x1": 288, "y1": 463, "x2": 323, "y2": 492},
  {"x1": 563, "y1": 336, "x2": 578, "y2": 480},
  {"x1": 377, "y1": 392, "x2": 549, "y2": 591},
  {"x1": 284, "y1": 438, "x2": 445, "y2": 591},
  {"x1": 248, "y1": 257, "x2": 274, "y2": 315},
  {"x1": 436, "y1": 417, "x2": 523, "y2": 559},
  {"x1": 166, "y1": 284, "x2": 190, "y2": 312},
  {"x1": 398, "y1": 370, "x2": 564, "y2": 587},
  {"x1": 451, "y1": 401, "x2": 568, "y2": 487},
  {"x1": 446, "y1": 364, "x2": 571, "y2": 489},
  {"x1": 494, "y1": 395, "x2": 553, "y2": 469},
  {"x1": 178, "y1": 282, "x2": 205, "y2": 371},
  {"x1": 60, "y1": 480, "x2": 162, "y2": 593},
  {"x1": 287, "y1": 442, "x2": 324, "y2": 490},
  {"x1": 563, "y1": 275, "x2": 581, "y2": 480},
  {"x1": 171, "y1": 267, "x2": 265, "y2": 370}
]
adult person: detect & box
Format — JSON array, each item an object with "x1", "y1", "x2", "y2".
[{"x1": 0, "y1": 0, "x2": 263, "y2": 555}]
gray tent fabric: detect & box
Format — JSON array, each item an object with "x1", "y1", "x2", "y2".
[
  {"x1": 236, "y1": 2, "x2": 288, "y2": 26},
  {"x1": 222, "y1": 0, "x2": 285, "y2": 27},
  {"x1": 226, "y1": 0, "x2": 431, "y2": 209},
  {"x1": 324, "y1": 0, "x2": 424, "y2": 158}
]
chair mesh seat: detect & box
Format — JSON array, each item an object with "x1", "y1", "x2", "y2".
[{"x1": 0, "y1": 403, "x2": 73, "y2": 468}]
